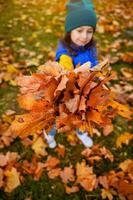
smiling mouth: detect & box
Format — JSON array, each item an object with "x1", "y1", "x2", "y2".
[{"x1": 79, "y1": 41, "x2": 87, "y2": 45}]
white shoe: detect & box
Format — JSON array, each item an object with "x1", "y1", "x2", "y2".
[
  {"x1": 46, "y1": 135, "x2": 57, "y2": 148},
  {"x1": 76, "y1": 131, "x2": 93, "y2": 148},
  {"x1": 43, "y1": 129, "x2": 56, "y2": 148}
]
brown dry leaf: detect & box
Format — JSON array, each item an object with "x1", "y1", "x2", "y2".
[
  {"x1": 65, "y1": 95, "x2": 80, "y2": 113},
  {"x1": 34, "y1": 162, "x2": 46, "y2": 181},
  {"x1": 65, "y1": 185, "x2": 79, "y2": 194},
  {"x1": 103, "y1": 124, "x2": 114, "y2": 136},
  {"x1": 44, "y1": 156, "x2": 60, "y2": 171},
  {"x1": 81, "y1": 148, "x2": 92, "y2": 158},
  {"x1": 99, "y1": 176, "x2": 109, "y2": 189},
  {"x1": 88, "y1": 156, "x2": 102, "y2": 164},
  {"x1": 76, "y1": 161, "x2": 97, "y2": 191},
  {"x1": 0, "y1": 152, "x2": 19, "y2": 167},
  {"x1": 116, "y1": 132, "x2": 133, "y2": 148},
  {"x1": 0, "y1": 154, "x2": 8, "y2": 167},
  {"x1": 38, "y1": 61, "x2": 65, "y2": 76},
  {"x1": 43, "y1": 78, "x2": 58, "y2": 102},
  {"x1": 100, "y1": 147, "x2": 114, "y2": 162},
  {"x1": 117, "y1": 180, "x2": 133, "y2": 195},
  {"x1": 78, "y1": 96, "x2": 86, "y2": 111},
  {"x1": 54, "y1": 75, "x2": 68, "y2": 95},
  {"x1": 4, "y1": 167, "x2": 21, "y2": 192},
  {"x1": 60, "y1": 166, "x2": 75, "y2": 184},
  {"x1": 32, "y1": 136, "x2": 48, "y2": 157},
  {"x1": 17, "y1": 74, "x2": 48, "y2": 94},
  {"x1": 48, "y1": 168, "x2": 61, "y2": 179},
  {"x1": 17, "y1": 94, "x2": 48, "y2": 111},
  {"x1": 55, "y1": 144, "x2": 65, "y2": 157}
]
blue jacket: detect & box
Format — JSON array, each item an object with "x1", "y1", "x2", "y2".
[{"x1": 55, "y1": 41, "x2": 98, "y2": 68}]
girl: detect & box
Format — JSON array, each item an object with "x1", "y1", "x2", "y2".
[{"x1": 45, "y1": 0, "x2": 98, "y2": 148}]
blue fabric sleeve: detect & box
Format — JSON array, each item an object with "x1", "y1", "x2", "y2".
[
  {"x1": 55, "y1": 42, "x2": 70, "y2": 62},
  {"x1": 90, "y1": 46, "x2": 99, "y2": 68}
]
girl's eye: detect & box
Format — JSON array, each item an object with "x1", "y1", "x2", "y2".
[
  {"x1": 87, "y1": 30, "x2": 93, "y2": 34},
  {"x1": 77, "y1": 30, "x2": 82, "y2": 33}
]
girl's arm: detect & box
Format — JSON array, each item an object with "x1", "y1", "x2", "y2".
[
  {"x1": 59, "y1": 54, "x2": 74, "y2": 71},
  {"x1": 90, "y1": 46, "x2": 99, "y2": 68}
]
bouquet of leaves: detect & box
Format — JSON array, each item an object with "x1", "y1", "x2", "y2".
[{"x1": 3, "y1": 60, "x2": 131, "y2": 142}]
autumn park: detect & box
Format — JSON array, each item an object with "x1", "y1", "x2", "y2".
[{"x1": 0, "y1": 0, "x2": 133, "y2": 200}]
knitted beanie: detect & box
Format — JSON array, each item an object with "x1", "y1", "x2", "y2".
[{"x1": 65, "y1": 0, "x2": 97, "y2": 32}]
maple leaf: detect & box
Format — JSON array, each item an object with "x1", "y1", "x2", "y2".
[
  {"x1": 0, "y1": 154, "x2": 8, "y2": 167},
  {"x1": 116, "y1": 132, "x2": 133, "y2": 148},
  {"x1": 107, "y1": 100, "x2": 132, "y2": 119},
  {"x1": 76, "y1": 161, "x2": 97, "y2": 191},
  {"x1": 100, "y1": 147, "x2": 114, "y2": 162},
  {"x1": 117, "y1": 180, "x2": 133, "y2": 195},
  {"x1": 5, "y1": 110, "x2": 55, "y2": 139},
  {"x1": 55, "y1": 144, "x2": 65, "y2": 157},
  {"x1": 44, "y1": 156, "x2": 60, "y2": 171},
  {"x1": 103, "y1": 124, "x2": 114, "y2": 136},
  {"x1": 48, "y1": 168, "x2": 61, "y2": 179},
  {"x1": 60, "y1": 166, "x2": 75, "y2": 184},
  {"x1": 54, "y1": 75, "x2": 69, "y2": 95},
  {"x1": 65, "y1": 185, "x2": 79, "y2": 194},
  {"x1": 87, "y1": 109, "x2": 103, "y2": 124},
  {"x1": 34, "y1": 162, "x2": 47, "y2": 181},
  {"x1": 101, "y1": 188, "x2": 114, "y2": 200},
  {"x1": 99, "y1": 176, "x2": 109, "y2": 189},
  {"x1": 81, "y1": 148, "x2": 92, "y2": 158},
  {"x1": 119, "y1": 159, "x2": 133, "y2": 180},
  {"x1": 32, "y1": 136, "x2": 48, "y2": 157},
  {"x1": 17, "y1": 73, "x2": 48, "y2": 94},
  {"x1": 65, "y1": 95, "x2": 80, "y2": 113},
  {"x1": 17, "y1": 94, "x2": 48, "y2": 111},
  {"x1": 38, "y1": 61, "x2": 65, "y2": 76},
  {"x1": 0, "y1": 152, "x2": 19, "y2": 167},
  {"x1": 4, "y1": 167, "x2": 21, "y2": 192}
]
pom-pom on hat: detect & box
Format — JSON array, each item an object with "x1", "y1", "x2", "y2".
[{"x1": 65, "y1": 0, "x2": 97, "y2": 32}]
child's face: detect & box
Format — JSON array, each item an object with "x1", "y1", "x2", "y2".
[{"x1": 70, "y1": 26, "x2": 93, "y2": 46}]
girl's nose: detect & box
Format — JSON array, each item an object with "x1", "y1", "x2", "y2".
[{"x1": 82, "y1": 32, "x2": 87, "y2": 40}]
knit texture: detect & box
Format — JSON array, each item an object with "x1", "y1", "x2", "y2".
[{"x1": 65, "y1": 0, "x2": 97, "y2": 32}]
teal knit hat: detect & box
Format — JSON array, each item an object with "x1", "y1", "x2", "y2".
[{"x1": 65, "y1": 0, "x2": 97, "y2": 32}]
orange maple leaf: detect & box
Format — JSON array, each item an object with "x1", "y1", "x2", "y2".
[
  {"x1": 48, "y1": 168, "x2": 61, "y2": 179},
  {"x1": 55, "y1": 144, "x2": 65, "y2": 157},
  {"x1": 44, "y1": 156, "x2": 60, "y2": 171},
  {"x1": 76, "y1": 161, "x2": 97, "y2": 191},
  {"x1": 65, "y1": 185, "x2": 79, "y2": 194},
  {"x1": 60, "y1": 166, "x2": 75, "y2": 184}
]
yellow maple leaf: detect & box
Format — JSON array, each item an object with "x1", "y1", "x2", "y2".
[
  {"x1": 101, "y1": 188, "x2": 114, "y2": 200},
  {"x1": 4, "y1": 167, "x2": 21, "y2": 192},
  {"x1": 116, "y1": 132, "x2": 133, "y2": 148},
  {"x1": 32, "y1": 136, "x2": 48, "y2": 157}
]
